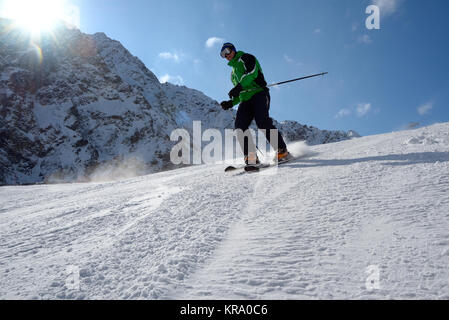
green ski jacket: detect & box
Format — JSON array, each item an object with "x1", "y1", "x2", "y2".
[{"x1": 227, "y1": 51, "x2": 268, "y2": 106}]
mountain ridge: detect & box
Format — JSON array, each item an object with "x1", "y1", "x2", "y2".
[{"x1": 0, "y1": 19, "x2": 358, "y2": 185}]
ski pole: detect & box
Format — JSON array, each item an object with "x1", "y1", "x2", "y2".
[
  {"x1": 267, "y1": 72, "x2": 328, "y2": 87},
  {"x1": 242, "y1": 72, "x2": 328, "y2": 93}
]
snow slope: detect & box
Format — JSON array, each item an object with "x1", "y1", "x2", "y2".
[{"x1": 1, "y1": 123, "x2": 449, "y2": 299}]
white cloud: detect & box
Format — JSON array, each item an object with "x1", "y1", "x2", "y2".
[
  {"x1": 205, "y1": 37, "x2": 224, "y2": 48},
  {"x1": 358, "y1": 34, "x2": 372, "y2": 44},
  {"x1": 158, "y1": 52, "x2": 181, "y2": 63},
  {"x1": 335, "y1": 103, "x2": 378, "y2": 119},
  {"x1": 336, "y1": 103, "x2": 377, "y2": 119},
  {"x1": 335, "y1": 108, "x2": 352, "y2": 119},
  {"x1": 283, "y1": 54, "x2": 294, "y2": 63},
  {"x1": 314, "y1": 28, "x2": 321, "y2": 34},
  {"x1": 283, "y1": 54, "x2": 303, "y2": 67},
  {"x1": 357, "y1": 103, "x2": 372, "y2": 117},
  {"x1": 417, "y1": 102, "x2": 433, "y2": 115},
  {"x1": 159, "y1": 74, "x2": 184, "y2": 85},
  {"x1": 372, "y1": 0, "x2": 404, "y2": 17}
]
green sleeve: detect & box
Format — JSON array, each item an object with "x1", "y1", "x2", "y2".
[{"x1": 238, "y1": 54, "x2": 260, "y2": 88}]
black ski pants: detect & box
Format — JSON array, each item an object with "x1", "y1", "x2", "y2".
[{"x1": 234, "y1": 90, "x2": 287, "y2": 156}]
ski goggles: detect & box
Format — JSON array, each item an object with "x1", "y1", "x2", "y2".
[{"x1": 220, "y1": 47, "x2": 232, "y2": 58}]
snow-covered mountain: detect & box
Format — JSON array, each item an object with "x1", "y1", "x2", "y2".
[
  {"x1": 0, "y1": 123, "x2": 448, "y2": 300},
  {"x1": 0, "y1": 18, "x2": 357, "y2": 185}
]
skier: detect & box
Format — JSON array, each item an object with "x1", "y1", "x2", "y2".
[{"x1": 219, "y1": 42, "x2": 290, "y2": 165}]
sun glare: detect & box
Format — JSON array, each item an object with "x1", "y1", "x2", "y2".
[{"x1": 1, "y1": 0, "x2": 67, "y2": 34}]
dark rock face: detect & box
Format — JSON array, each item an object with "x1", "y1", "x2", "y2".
[{"x1": 0, "y1": 19, "x2": 358, "y2": 185}]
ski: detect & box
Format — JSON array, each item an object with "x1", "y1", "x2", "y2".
[
  {"x1": 224, "y1": 163, "x2": 269, "y2": 172},
  {"x1": 244, "y1": 157, "x2": 293, "y2": 173},
  {"x1": 224, "y1": 165, "x2": 243, "y2": 172},
  {"x1": 226, "y1": 153, "x2": 307, "y2": 173},
  {"x1": 243, "y1": 163, "x2": 271, "y2": 172}
]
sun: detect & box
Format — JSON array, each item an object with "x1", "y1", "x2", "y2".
[{"x1": 1, "y1": 0, "x2": 67, "y2": 34}]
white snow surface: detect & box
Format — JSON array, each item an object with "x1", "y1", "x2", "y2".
[{"x1": 1, "y1": 123, "x2": 449, "y2": 300}]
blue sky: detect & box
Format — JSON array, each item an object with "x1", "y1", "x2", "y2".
[{"x1": 4, "y1": 0, "x2": 449, "y2": 136}]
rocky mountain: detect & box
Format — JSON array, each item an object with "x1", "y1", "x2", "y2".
[
  {"x1": 277, "y1": 120, "x2": 360, "y2": 145},
  {"x1": 0, "y1": 18, "x2": 358, "y2": 185}
]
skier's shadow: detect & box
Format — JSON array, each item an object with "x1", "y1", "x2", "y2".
[{"x1": 286, "y1": 151, "x2": 449, "y2": 168}]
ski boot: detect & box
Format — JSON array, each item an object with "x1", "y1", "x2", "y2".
[
  {"x1": 274, "y1": 148, "x2": 291, "y2": 163},
  {"x1": 244, "y1": 152, "x2": 260, "y2": 166}
]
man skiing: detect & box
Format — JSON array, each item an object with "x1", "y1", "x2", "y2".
[{"x1": 219, "y1": 42, "x2": 290, "y2": 165}]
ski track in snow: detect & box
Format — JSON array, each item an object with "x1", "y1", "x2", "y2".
[{"x1": 1, "y1": 123, "x2": 449, "y2": 299}]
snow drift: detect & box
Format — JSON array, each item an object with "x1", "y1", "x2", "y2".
[{"x1": 0, "y1": 122, "x2": 448, "y2": 299}]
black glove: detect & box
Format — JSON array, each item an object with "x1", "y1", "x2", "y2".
[
  {"x1": 228, "y1": 83, "x2": 242, "y2": 100},
  {"x1": 220, "y1": 100, "x2": 233, "y2": 110}
]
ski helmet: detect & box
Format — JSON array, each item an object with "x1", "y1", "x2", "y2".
[{"x1": 220, "y1": 42, "x2": 236, "y2": 58}]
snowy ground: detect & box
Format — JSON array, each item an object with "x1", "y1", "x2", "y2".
[{"x1": 1, "y1": 123, "x2": 449, "y2": 300}]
